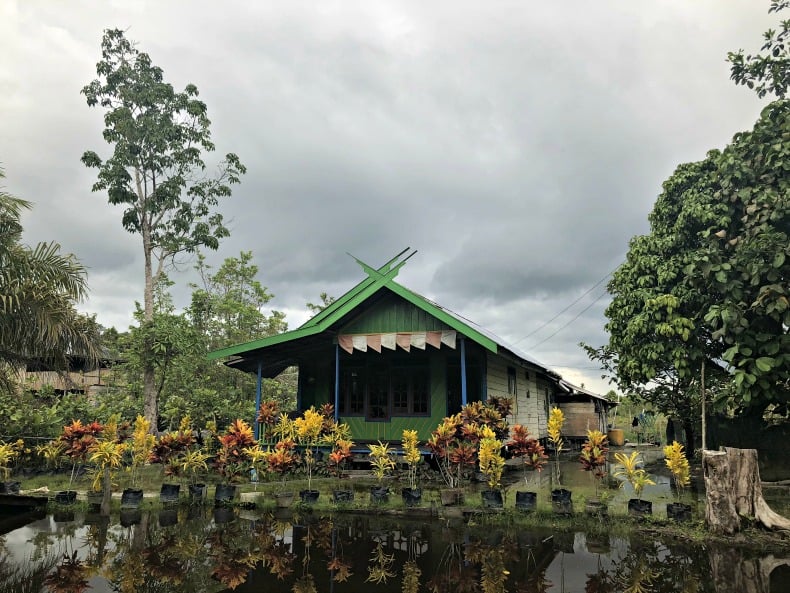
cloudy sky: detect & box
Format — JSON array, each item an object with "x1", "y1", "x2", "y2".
[{"x1": 0, "y1": 1, "x2": 775, "y2": 393}]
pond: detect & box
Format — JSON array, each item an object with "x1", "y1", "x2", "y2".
[{"x1": 2, "y1": 506, "x2": 789, "y2": 593}]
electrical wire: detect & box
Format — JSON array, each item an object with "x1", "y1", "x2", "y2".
[
  {"x1": 512, "y1": 267, "x2": 615, "y2": 346},
  {"x1": 527, "y1": 287, "x2": 611, "y2": 350}
]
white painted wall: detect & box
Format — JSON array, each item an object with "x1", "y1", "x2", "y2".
[{"x1": 486, "y1": 353, "x2": 548, "y2": 438}]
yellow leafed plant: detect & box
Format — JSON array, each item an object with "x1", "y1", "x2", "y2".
[{"x1": 663, "y1": 441, "x2": 690, "y2": 499}]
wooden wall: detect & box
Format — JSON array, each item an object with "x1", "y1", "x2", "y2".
[{"x1": 487, "y1": 354, "x2": 548, "y2": 438}]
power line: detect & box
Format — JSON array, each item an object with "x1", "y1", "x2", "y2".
[
  {"x1": 527, "y1": 287, "x2": 611, "y2": 350},
  {"x1": 513, "y1": 267, "x2": 615, "y2": 346}
]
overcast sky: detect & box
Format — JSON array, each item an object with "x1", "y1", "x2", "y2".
[{"x1": 0, "y1": 1, "x2": 775, "y2": 394}]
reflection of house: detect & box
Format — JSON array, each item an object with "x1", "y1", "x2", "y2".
[
  {"x1": 20, "y1": 355, "x2": 122, "y2": 396},
  {"x1": 554, "y1": 380, "x2": 616, "y2": 441},
  {"x1": 210, "y1": 249, "x2": 566, "y2": 442}
]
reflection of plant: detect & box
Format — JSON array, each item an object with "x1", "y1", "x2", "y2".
[
  {"x1": 585, "y1": 557, "x2": 615, "y2": 593},
  {"x1": 478, "y1": 427, "x2": 505, "y2": 489},
  {"x1": 663, "y1": 441, "x2": 690, "y2": 500},
  {"x1": 44, "y1": 551, "x2": 89, "y2": 593},
  {"x1": 547, "y1": 407, "x2": 565, "y2": 486},
  {"x1": 614, "y1": 452, "x2": 655, "y2": 500},
  {"x1": 366, "y1": 542, "x2": 395, "y2": 584},
  {"x1": 402, "y1": 429, "x2": 421, "y2": 490},
  {"x1": 506, "y1": 424, "x2": 547, "y2": 485},
  {"x1": 614, "y1": 550, "x2": 659, "y2": 593},
  {"x1": 579, "y1": 430, "x2": 609, "y2": 497}
]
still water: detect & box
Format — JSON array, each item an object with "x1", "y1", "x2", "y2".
[{"x1": 1, "y1": 506, "x2": 789, "y2": 593}]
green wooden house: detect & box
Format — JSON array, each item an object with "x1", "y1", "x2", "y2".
[{"x1": 208, "y1": 249, "x2": 562, "y2": 443}]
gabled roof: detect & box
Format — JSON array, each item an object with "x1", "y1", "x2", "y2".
[{"x1": 207, "y1": 249, "x2": 554, "y2": 377}]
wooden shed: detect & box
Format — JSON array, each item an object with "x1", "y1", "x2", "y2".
[{"x1": 553, "y1": 380, "x2": 616, "y2": 443}]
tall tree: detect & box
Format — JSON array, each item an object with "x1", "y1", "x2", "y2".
[
  {"x1": 81, "y1": 29, "x2": 245, "y2": 429},
  {"x1": 0, "y1": 168, "x2": 101, "y2": 391},
  {"x1": 588, "y1": 1, "x2": 789, "y2": 430}
]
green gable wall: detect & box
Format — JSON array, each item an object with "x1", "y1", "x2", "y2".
[{"x1": 340, "y1": 291, "x2": 452, "y2": 334}]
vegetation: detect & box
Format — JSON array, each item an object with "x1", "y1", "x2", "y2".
[
  {"x1": 579, "y1": 429, "x2": 609, "y2": 498},
  {"x1": 664, "y1": 440, "x2": 691, "y2": 500},
  {"x1": 546, "y1": 407, "x2": 565, "y2": 486},
  {"x1": 81, "y1": 28, "x2": 246, "y2": 430},
  {"x1": 0, "y1": 168, "x2": 101, "y2": 393},
  {"x1": 585, "y1": 0, "x2": 789, "y2": 441},
  {"x1": 506, "y1": 424, "x2": 548, "y2": 485},
  {"x1": 614, "y1": 451, "x2": 656, "y2": 500},
  {"x1": 477, "y1": 426, "x2": 505, "y2": 490}
]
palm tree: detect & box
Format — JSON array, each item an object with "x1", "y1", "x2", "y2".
[{"x1": 0, "y1": 168, "x2": 101, "y2": 391}]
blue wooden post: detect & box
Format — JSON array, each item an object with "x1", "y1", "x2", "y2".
[
  {"x1": 334, "y1": 343, "x2": 340, "y2": 422},
  {"x1": 254, "y1": 359, "x2": 262, "y2": 440},
  {"x1": 460, "y1": 337, "x2": 467, "y2": 407}
]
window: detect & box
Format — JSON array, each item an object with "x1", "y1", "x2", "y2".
[
  {"x1": 507, "y1": 367, "x2": 517, "y2": 396},
  {"x1": 337, "y1": 363, "x2": 430, "y2": 420}
]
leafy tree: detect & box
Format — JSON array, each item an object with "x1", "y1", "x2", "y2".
[
  {"x1": 0, "y1": 168, "x2": 101, "y2": 393},
  {"x1": 81, "y1": 29, "x2": 245, "y2": 429},
  {"x1": 588, "y1": 2, "x2": 789, "y2": 435},
  {"x1": 190, "y1": 252, "x2": 286, "y2": 349},
  {"x1": 728, "y1": 0, "x2": 789, "y2": 99},
  {"x1": 306, "y1": 292, "x2": 336, "y2": 315}
]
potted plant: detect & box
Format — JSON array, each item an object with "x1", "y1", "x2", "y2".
[
  {"x1": 178, "y1": 447, "x2": 210, "y2": 502},
  {"x1": 664, "y1": 440, "x2": 692, "y2": 522},
  {"x1": 294, "y1": 406, "x2": 325, "y2": 503},
  {"x1": 401, "y1": 429, "x2": 422, "y2": 507},
  {"x1": 547, "y1": 407, "x2": 571, "y2": 513},
  {"x1": 0, "y1": 439, "x2": 22, "y2": 494},
  {"x1": 88, "y1": 439, "x2": 126, "y2": 514},
  {"x1": 327, "y1": 437, "x2": 355, "y2": 503},
  {"x1": 214, "y1": 419, "x2": 256, "y2": 504},
  {"x1": 579, "y1": 429, "x2": 610, "y2": 517},
  {"x1": 58, "y1": 419, "x2": 103, "y2": 493},
  {"x1": 506, "y1": 424, "x2": 547, "y2": 512},
  {"x1": 122, "y1": 415, "x2": 156, "y2": 506},
  {"x1": 368, "y1": 441, "x2": 395, "y2": 503},
  {"x1": 268, "y1": 438, "x2": 298, "y2": 507},
  {"x1": 614, "y1": 450, "x2": 655, "y2": 516},
  {"x1": 37, "y1": 440, "x2": 74, "y2": 503},
  {"x1": 149, "y1": 416, "x2": 196, "y2": 502},
  {"x1": 478, "y1": 426, "x2": 505, "y2": 509},
  {"x1": 426, "y1": 414, "x2": 476, "y2": 506}
]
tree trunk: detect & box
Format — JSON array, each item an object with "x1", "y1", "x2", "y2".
[
  {"x1": 141, "y1": 213, "x2": 157, "y2": 432},
  {"x1": 703, "y1": 447, "x2": 790, "y2": 535},
  {"x1": 101, "y1": 467, "x2": 112, "y2": 516},
  {"x1": 709, "y1": 546, "x2": 790, "y2": 593},
  {"x1": 682, "y1": 421, "x2": 695, "y2": 456}
]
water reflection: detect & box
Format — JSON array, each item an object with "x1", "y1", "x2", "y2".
[{"x1": 1, "y1": 508, "x2": 788, "y2": 592}]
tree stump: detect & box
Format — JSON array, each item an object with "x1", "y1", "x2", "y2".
[
  {"x1": 709, "y1": 546, "x2": 790, "y2": 593},
  {"x1": 703, "y1": 447, "x2": 790, "y2": 535}
]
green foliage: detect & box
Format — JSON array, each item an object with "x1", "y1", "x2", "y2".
[
  {"x1": 81, "y1": 28, "x2": 245, "y2": 428},
  {"x1": 0, "y1": 168, "x2": 101, "y2": 392},
  {"x1": 728, "y1": 1, "x2": 789, "y2": 99}
]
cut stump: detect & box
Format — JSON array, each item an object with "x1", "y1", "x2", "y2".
[{"x1": 703, "y1": 447, "x2": 790, "y2": 535}]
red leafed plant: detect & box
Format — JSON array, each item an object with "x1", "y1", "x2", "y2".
[
  {"x1": 215, "y1": 419, "x2": 256, "y2": 483},
  {"x1": 149, "y1": 430, "x2": 196, "y2": 478},
  {"x1": 579, "y1": 429, "x2": 609, "y2": 497},
  {"x1": 59, "y1": 420, "x2": 103, "y2": 488},
  {"x1": 507, "y1": 424, "x2": 548, "y2": 486}
]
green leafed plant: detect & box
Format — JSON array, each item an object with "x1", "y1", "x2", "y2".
[{"x1": 614, "y1": 451, "x2": 655, "y2": 500}]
